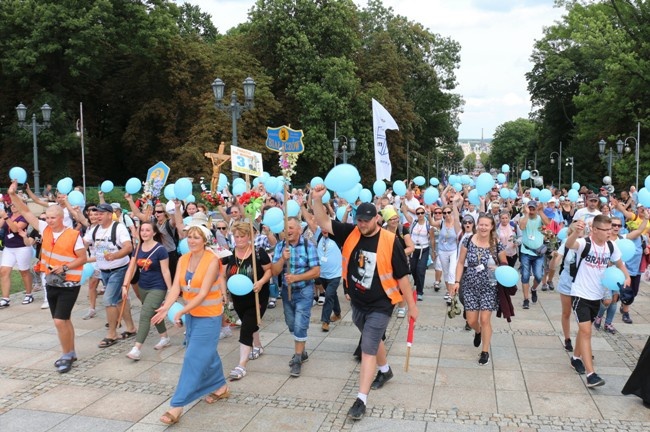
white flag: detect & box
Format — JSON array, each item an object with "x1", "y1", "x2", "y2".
[{"x1": 372, "y1": 98, "x2": 399, "y2": 181}]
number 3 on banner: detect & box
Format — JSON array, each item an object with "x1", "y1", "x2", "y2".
[{"x1": 236, "y1": 155, "x2": 246, "y2": 168}]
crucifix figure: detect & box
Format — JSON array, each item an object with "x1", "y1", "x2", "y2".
[{"x1": 205, "y1": 142, "x2": 231, "y2": 196}]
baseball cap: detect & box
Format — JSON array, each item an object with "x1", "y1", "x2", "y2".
[
  {"x1": 356, "y1": 203, "x2": 377, "y2": 221},
  {"x1": 548, "y1": 197, "x2": 556, "y2": 204},
  {"x1": 587, "y1": 193, "x2": 599, "y2": 200},
  {"x1": 527, "y1": 200, "x2": 538, "y2": 208},
  {"x1": 96, "y1": 203, "x2": 114, "y2": 213},
  {"x1": 110, "y1": 202, "x2": 122, "y2": 211}
]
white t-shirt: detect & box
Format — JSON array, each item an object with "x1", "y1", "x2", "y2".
[
  {"x1": 571, "y1": 237, "x2": 621, "y2": 300},
  {"x1": 83, "y1": 222, "x2": 131, "y2": 270}
]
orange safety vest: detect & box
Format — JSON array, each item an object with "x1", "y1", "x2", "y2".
[
  {"x1": 177, "y1": 251, "x2": 224, "y2": 317},
  {"x1": 341, "y1": 227, "x2": 403, "y2": 305},
  {"x1": 40, "y1": 227, "x2": 83, "y2": 282}
]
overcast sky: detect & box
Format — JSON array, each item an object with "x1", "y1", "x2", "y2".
[{"x1": 183, "y1": 0, "x2": 564, "y2": 139}]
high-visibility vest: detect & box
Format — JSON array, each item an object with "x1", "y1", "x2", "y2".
[
  {"x1": 40, "y1": 227, "x2": 83, "y2": 282},
  {"x1": 341, "y1": 227, "x2": 403, "y2": 305},
  {"x1": 177, "y1": 251, "x2": 224, "y2": 317}
]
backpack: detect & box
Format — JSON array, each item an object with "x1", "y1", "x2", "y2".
[
  {"x1": 92, "y1": 222, "x2": 122, "y2": 250},
  {"x1": 564, "y1": 237, "x2": 614, "y2": 282}
]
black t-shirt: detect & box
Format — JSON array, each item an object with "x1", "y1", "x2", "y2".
[{"x1": 331, "y1": 220, "x2": 410, "y2": 315}]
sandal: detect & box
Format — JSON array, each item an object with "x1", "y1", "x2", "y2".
[
  {"x1": 249, "y1": 346, "x2": 264, "y2": 360},
  {"x1": 160, "y1": 410, "x2": 180, "y2": 425},
  {"x1": 228, "y1": 366, "x2": 247, "y2": 381},
  {"x1": 121, "y1": 331, "x2": 137, "y2": 339},
  {"x1": 205, "y1": 386, "x2": 230, "y2": 404},
  {"x1": 98, "y1": 337, "x2": 118, "y2": 348},
  {"x1": 54, "y1": 356, "x2": 77, "y2": 367},
  {"x1": 22, "y1": 295, "x2": 34, "y2": 305},
  {"x1": 56, "y1": 358, "x2": 73, "y2": 374}
]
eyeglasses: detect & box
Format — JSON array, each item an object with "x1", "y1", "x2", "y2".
[
  {"x1": 434, "y1": 211, "x2": 442, "y2": 215},
  {"x1": 594, "y1": 227, "x2": 611, "y2": 232},
  {"x1": 463, "y1": 221, "x2": 474, "y2": 225},
  {"x1": 611, "y1": 224, "x2": 622, "y2": 228},
  {"x1": 216, "y1": 227, "x2": 227, "y2": 230},
  {"x1": 155, "y1": 210, "x2": 165, "y2": 214},
  {"x1": 442, "y1": 211, "x2": 452, "y2": 215},
  {"x1": 416, "y1": 212, "x2": 425, "y2": 215},
  {"x1": 88, "y1": 208, "x2": 97, "y2": 212}
]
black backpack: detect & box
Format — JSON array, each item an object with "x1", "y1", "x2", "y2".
[
  {"x1": 562, "y1": 237, "x2": 614, "y2": 281},
  {"x1": 91, "y1": 222, "x2": 122, "y2": 250}
]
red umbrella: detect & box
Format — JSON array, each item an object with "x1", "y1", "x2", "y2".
[{"x1": 404, "y1": 290, "x2": 417, "y2": 372}]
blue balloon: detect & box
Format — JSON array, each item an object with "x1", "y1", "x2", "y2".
[
  {"x1": 324, "y1": 164, "x2": 360, "y2": 192},
  {"x1": 263, "y1": 207, "x2": 284, "y2": 227},
  {"x1": 310, "y1": 176, "x2": 324, "y2": 188},
  {"x1": 100, "y1": 180, "x2": 114, "y2": 193},
  {"x1": 557, "y1": 227, "x2": 569, "y2": 241},
  {"x1": 232, "y1": 178, "x2": 246, "y2": 188},
  {"x1": 186, "y1": 195, "x2": 195, "y2": 203},
  {"x1": 68, "y1": 190, "x2": 84, "y2": 207},
  {"x1": 218, "y1": 173, "x2": 228, "y2": 192},
  {"x1": 602, "y1": 267, "x2": 625, "y2": 292},
  {"x1": 183, "y1": 216, "x2": 192, "y2": 225},
  {"x1": 227, "y1": 274, "x2": 254, "y2": 296},
  {"x1": 359, "y1": 188, "x2": 373, "y2": 203},
  {"x1": 460, "y1": 175, "x2": 471, "y2": 185},
  {"x1": 125, "y1": 177, "x2": 141, "y2": 195},
  {"x1": 497, "y1": 173, "x2": 506, "y2": 184},
  {"x1": 495, "y1": 266, "x2": 520, "y2": 287},
  {"x1": 530, "y1": 188, "x2": 540, "y2": 199},
  {"x1": 270, "y1": 221, "x2": 285, "y2": 234},
  {"x1": 321, "y1": 190, "x2": 331, "y2": 204},
  {"x1": 453, "y1": 182, "x2": 462, "y2": 192},
  {"x1": 260, "y1": 171, "x2": 271, "y2": 181},
  {"x1": 423, "y1": 187, "x2": 440, "y2": 205},
  {"x1": 521, "y1": 170, "x2": 531, "y2": 181},
  {"x1": 567, "y1": 189, "x2": 579, "y2": 202},
  {"x1": 173, "y1": 178, "x2": 192, "y2": 200},
  {"x1": 572, "y1": 182, "x2": 580, "y2": 191},
  {"x1": 502, "y1": 164, "x2": 510, "y2": 173},
  {"x1": 80, "y1": 263, "x2": 95, "y2": 285},
  {"x1": 232, "y1": 182, "x2": 246, "y2": 196},
  {"x1": 167, "y1": 302, "x2": 186, "y2": 325},
  {"x1": 339, "y1": 184, "x2": 361, "y2": 203},
  {"x1": 616, "y1": 238, "x2": 636, "y2": 262},
  {"x1": 336, "y1": 206, "x2": 347, "y2": 222},
  {"x1": 177, "y1": 238, "x2": 189, "y2": 254},
  {"x1": 265, "y1": 177, "x2": 282, "y2": 194},
  {"x1": 393, "y1": 180, "x2": 407, "y2": 197},
  {"x1": 448, "y1": 175, "x2": 459, "y2": 186},
  {"x1": 429, "y1": 177, "x2": 440, "y2": 186},
  {"x1": 163, "y1": 184, "x2": 176, "y2": 200},
  {"x1": 413, "y1": 176, "x2": 425, "y2": 186},
  {"x1": 9, "y1": 167, "x2": 27, "y2": 183},
  {"x1": 476, "y1": 173, "x2": 495, "y2": 196},
  {"x1": 645, "y1": 175, "x2": 650, "y2": 190},
  {"x1": 509, "y1": 190, "x2": 517, "y2": 200},
  {"x1": 252, "y1": 177, "x2": 260, "y2": 187},
  {"x1": 599, "y1": 196, "x2": 607, "y2": 204},
  {"x1": 468, "y1": 189, "x2": 480, "y2": 206},
  {"x1": 500, "y1": 188, "x2": 510, "y2": 199},
  {"x1": 57, "y1": 178, "x2": 73, "y2": 194},
  {"x1": 287, "y1": 200, "x2": 300, "y2": 217},
  {"x1": 638, "y1": 187, "x2": 650, "y2": 207},
  {"x1": 538, "y1": 189, "x2": 552, "y2": 203},
  {"x1": 373, "y1": 180, "x2": 386, "y2": 196}
]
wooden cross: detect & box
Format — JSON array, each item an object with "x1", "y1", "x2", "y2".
[{"x1": 205, "y1": 142, "x2": 231, "y2": 196}]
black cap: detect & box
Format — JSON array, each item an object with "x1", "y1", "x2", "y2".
[
  {"x1": 96, "y1": 203, "x2": 114, "y2": 213},
  {"x1": 356, "y1": 203, "x2": 377, "y2": 221}
]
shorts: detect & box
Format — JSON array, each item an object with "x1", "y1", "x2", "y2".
[
  {"x1": 1, "y1": 246, "x2": 33, "y2": 271},
  {"x1": 100, "y1": 265, "x2": 129, "y2": 307},
  {"x1": 351, "y1": 307, "x2": 391, "y2": 356},
  {"x1": 571, "y1": 296, "x2": 600, "y2": 323},
  {"x1": 46, "y1": 285, "x2": 81, "y2": 320}
]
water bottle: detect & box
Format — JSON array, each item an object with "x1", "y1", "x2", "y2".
[{"x1": 487, "y1": 255, "x2": 497, "y2": 287}]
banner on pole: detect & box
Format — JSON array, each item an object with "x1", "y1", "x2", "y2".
[{"x1": 231, "y1": 147, "x2": 264, "y2": 177}]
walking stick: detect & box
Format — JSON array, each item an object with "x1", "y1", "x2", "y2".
[{"x1": 404, "y1": 289, "x2": 417, "y2": 372}]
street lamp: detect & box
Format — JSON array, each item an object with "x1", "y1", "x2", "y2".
[
  {"x1": 565, "y1": 156, "x2": 574, "y2": 185},
  {"x1": 618, "y1": 121, "x2": 641, "y2": 190},
  {"x1": 16, "y1": 102, "x2": 52, "y2": 196},
  {"x1": 332, "y1": 131, "x2": 356, "y2": 165},
  {"x1": 549, "y1": 152, "x2": 560, "y2": 187},
  {"x1": 212, "y1": 76, "x2": 256, "y2": 178},
  {"x1": 598, "y1": 138, "x2": 624, "y2": 180},
  {"x1": 525, "y1": 160, "x2": 535, "y2": 171},
  {"x1": 76, "y1": 102, "x2": 86, "y2": 199}
]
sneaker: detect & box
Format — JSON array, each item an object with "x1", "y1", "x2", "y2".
[
  {"x1": 586, "y1": 373, "x2": 605, "y2": 388},
  {"x1": 443, "y1": 292, "x2": 450, "y2": 302},
  {"x1": 154, "y1": 337, "x2": 171, "y2": 350},
  {"x1": 370, "y1": 367, "x2": 393, "y2": 390},
  {"x1": 330, "y1": 313, "x2": 341, "y2": 322},
  {"x1": 604, "y1": 323, "x2": 616, "y2": 334},
  {"x1": 322, "y1": 322, "x2": 329, "y2": 332},
  {"x1": 396, "y1": 308, "x2": 406, "y2": 318},
  {"x1": 22, "y1": 295, "x2": 34, "y2": 305},
  {"x1": 473, "y1": 332, "x2": 482, "y2": 348},
  {"x1": 522, "y1": 299, "x2": 530, "y2": 309},
  {"x1": 564, "y1": 338, "x2": 573, "y2": 352},
  {"x1": 40, "y1": 301, "x2": 49, "y2": 310},
  {"x1": 347, "y1": 398, "x2": 366, "y2": 420},
  {"x1": 82, "y1": 309, "x2": 96, "y2": 320},
  {"x1": 219, "y1": 326, "x2": 233, "y2": 340},
  {"x1": 571, "y1": 357, "x2": 586, "y2": 375},
  {"x1": 531, "y1": 289, "x2": 538, "y2": 304},
  {"x1": 541, "y1": 283, "x2": 548, "y2": 292},
  {"x1": 417, "y1": 294, "x2": 423, "y2": 301},
  {"x1": 478, "y1": 351, "x2": 490, "y2": 366},
  {"x1": 547, "y1": 281, "x2": 555, "y2": 291},
  {"x1": 234, "y1": 319, "x2": 242, "y2": 326},
  {"x1": 126, "y1": 347, "x2": 141, "y2": 361},
  {"x1": 228, "y1": 301, "x2": 234, "y2": 311},
  {"x1": 317, "y1": 295, "x2": 325, "y2": 305},
  {"x1": 0, "y1": 298, "x2": 10, "y2": 308},
  {"x1": 289, "y1": 354, "x2": 302, "y2": 377},
  {"x1": 622, "y1": 312, "x2": 633, "y2": 324},
  {"x1": 267, "y1": 298, "x2": 276, "y2": 309},
  {"x1": 433, "y1": 281, "x2": 441, "y2": 292},
  {"x1": 288, "y1": 351, "x2": 309, "y2": 365},
  {"x1": 593, "y1": 316, "x2": 602, "y2": 330}
]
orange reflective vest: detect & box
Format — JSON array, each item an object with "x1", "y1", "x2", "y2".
[
  {"x1": 40, "y1": 227, "x2": 83, "y2": 282},
  {"x1": 177, "y1": 251, "x2": 224, "y2": 317},
  {"x1": 341, "y1": 227, "x2": 403, "y2": 305}
]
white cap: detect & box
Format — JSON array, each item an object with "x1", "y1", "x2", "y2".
[{"x1": 166, "y1": 201, "x2": 182, "y2": 214}]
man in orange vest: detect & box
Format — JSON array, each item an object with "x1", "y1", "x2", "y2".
[
  {"x1": 310, "y1": 184, "x2": 418, "y2": 421},
  {"x1": 8, "y1": 181, "x2": 87, "y2": 374}
]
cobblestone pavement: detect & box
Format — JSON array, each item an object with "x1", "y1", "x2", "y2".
[{"x1": 0, "y1": 268, "x2": 649, "y2": 431}]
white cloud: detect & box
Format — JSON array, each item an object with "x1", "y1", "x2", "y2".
[{"x1": 183, "y1": 0, "x2": 564, "y2": 138}]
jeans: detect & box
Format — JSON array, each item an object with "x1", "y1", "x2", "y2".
[
  {"x1": 597, "y1": 298, "x2": 617, "y2": 325},
  {"x1": 136, "y1": 288, "x2": 167, "y2": 344},
  {"x1": 101, "y1": 265, "x2": 128, "y2": 307},
  {"x1": 281, "y1": 284, "x2": 313, "y2": 342},
  {"x1": 320, "y1": 277, "x2": 341, "y2": 323},
  {"x1": 410, "y1": 247, "x2": 429, "y2": 295},
  {"x1": 269, "y1": 278, "x2": 279, "y2": 299},
  {"x1": 520, "y1": 253, "x2": 543, "y2": 284}
]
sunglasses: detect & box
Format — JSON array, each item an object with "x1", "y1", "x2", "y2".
[
  {"x1": 155, "y1": 210, "x2": 165, "y2": 214},
  {"x1": 442, "y1": 211, "x2": 452, "y2": 215},
  {"x1": 611, "y1": 224, "x2": 622, "y2": 228},
  {"x1": 88, "y1": 207, "x2": 97, "y2": 212},
  {"x1": 216, "y1": 227, "x2": 227, "y2": 230},
  {"x1": 416, "y1": 212, "x2": 425, "y2": 215},
  {"x1": 589, "y1": 199, "x2": 598, "y2": 202},
  {"x1": 434, "y1": 211, "x2": 442, "y2": 214},
  {"x1": 463, "y1": 221, "x2": 474, "y2": 225}
]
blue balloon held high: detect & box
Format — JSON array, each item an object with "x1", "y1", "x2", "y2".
[
  {"x1": 264, "y1": 176, "x2": 281, "y2": 194},
  {"x1": 173, "y1": 178, "x2": 192, "y2": 200},
  {"x1": 460, "y1": 175, "x2": 471, "y2": 185},
  {"x1": 500, "y1": 188, "x2": 510, "y2": 199},
  {"x1": 339, "y1": 184, "x2": 361, "y2": 203},
  {"x1": 186, "y1": 195, "x2": 195, "y2": 203},
  {"x1": 286, "y1": 200, "x2": 300, "y2": 217},
  {"x1": 227, "y1": 274, "x2": 254, "y2": 296},
  {"x1": 495, "y1": 266, "x2": 520, "y2": 287},
  {"x1": 373, "y1": 180, "x2": 386, "y2": 196},
  {"x1": 572, "y1": 182, "x2": 580, "y2": 191},
  {"x1": 567, "y1": 189, "x2": 579, "y2": 202},
  {"x1": 638, "y1": 187, "x2": 650, "y2": 208},
  {"x1": 497, "y1": 173, "x2": 506, "y2": 184},
  {"x1": 476, "y1": 173, "x2": 495, "y2": 196},
  {"x1": 468, "y1": 189, "x2": 480, "y2": 206},
  {"x1": 68, "y1": 190, "x2": 84, "y2": 207},
  {"x1": 100, "y1": 180, "x2": 114, "y2": 193},
  {"x1": 429, "y1": 177, "x2": 440, "y2": 186},
  {"x1": 501, "y1": 164, "x2": 510, "y2": 173},
  {"x1": 616, "y1": 238, "x2": 635, "y2": 262},
  {"x1": 393, "y1": 180, "x2": 407, "y2": 197},
  {"x1": 163, "y1": 184, "x2": 176, "y2": 201},
  {"x1": 602, "y1": 267, "x2": 625, "y2": 292},
  {"x1": 521, "y1": 170, "x2": 531, "y2": 181},
  {"x1": 57, "y1": 177, "x2": 73, "y2": 195},
  {"x1": 321, "y1": 190, "x2": 331, "y2": 204},
  {"x1": 324, "y1": 164, "x2": 360, "y2": 192},
  {"x1": 423, "y1": 187, "x2": 439, "y2": 205},
  {"x1": 448, "y1": 175, "x2": 459, "y2": 186},
  {"x1": 232, "y1": 178, "x2": 246, "y2": 188},
  {"x1": 538, "y1": 189, "x2": 552, "y2": 203},
  {"x1": 9, "y1": 167, "x2": 27, "y2": 184},
  {"x1": 359, "y1": 188, "x2": 373, "y2": 203},
  {"x1": 453, "y1": 182, "x2": 462, "y2": 192},
  {"x1": 167, "y1": 302, "x2": 186, "y2": 325},
  {"x1": 413, "y1": 176, "x2": 425, "y2": 186},
  {"x1": 509, "y1": 189, "x2": 517, "y2": 200},
  {"x1": 270, "y1": 221, "x2": 285, "y2": 234},
  {"x1": 645, "y1": 175, "x2": 650, "y2": 190},
  {"x1": 530, "y1": 188, "x2": 540, "y2": 199},
  {"x1": 125, "y1": 177, "x2": 142, "y2": 195},
  {"x1": 232, "y1": 182, "x2": 246, "y2": 196},
  {"x1": 263, "y1": 207, "x2": 284, "y2": 227},
  {"x1": 310, "y1": 176, "x2": 324, "y2": 188}
]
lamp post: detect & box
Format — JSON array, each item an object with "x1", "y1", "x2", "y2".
[
  {"x1": 549, "y1": 152, "x2": 560, "y2": 187},
  {"x1": 525, "y1": 160, "x2": 535, "y2": 171},
  {"x1": 565, "y1": 156, "x2": 574, "y2": 185},
  {"x1": 332, "y1": 123, "x2": 356, "y2": 165},
  {"x1": 212, "y1": 76, "x2": 256, "y2": 178},
  {"x1": 76, "y1": 102, "x2": 86, "y2": 199},
  {"x1": 16, "y1": 102, "x2": 52, "y2": 196},
  {"x1": 618, "y1": 121, "x2": 641, "y2": 190},
  {"x1": 598, "y1": 138, "x2": 624, "y2": 180}
]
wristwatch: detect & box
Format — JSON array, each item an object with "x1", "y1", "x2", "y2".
[{"x1": 62, "y1": 265, "x2": 69, "y2": 272}]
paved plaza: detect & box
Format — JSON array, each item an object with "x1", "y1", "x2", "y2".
[{"x1": 1, "y1": 268, "x2": 649, "y2": 431}]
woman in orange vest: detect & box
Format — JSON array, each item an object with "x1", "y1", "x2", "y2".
[{"x1": 151, "y1": 225, "x2": 229, "y2": 426}]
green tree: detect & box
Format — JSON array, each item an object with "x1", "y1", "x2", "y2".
[
  {"x1": 489, "y1": 118, "x2": 536, "y2": 173},
  {"x1": 462, "y1": 153, "x2": 477, "y2": 173}
]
